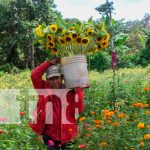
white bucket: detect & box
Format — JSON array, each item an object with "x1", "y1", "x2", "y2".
[{"x1": 60, "y1": 55, "x2": 89, "y2": 89}]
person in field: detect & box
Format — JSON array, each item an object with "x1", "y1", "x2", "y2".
[{"x1": 29, "y1": 58, "x2": 85, "y2": 150}]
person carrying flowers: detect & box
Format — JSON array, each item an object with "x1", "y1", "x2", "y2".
[{"x1": 29, "y1": 58, "x2": 85, "y2": 150}]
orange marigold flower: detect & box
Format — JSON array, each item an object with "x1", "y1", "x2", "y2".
[
  {"x1": 20, "y1": 111, "x2": 26, "y2": 116},
  {"x1": 118, "y1": 113, "x2": 125, "y2": 119},
  {"x1": 144, "y1": 134, "x2": 150, "y2": 139},
  {"x1": 94, "y1": 120, "x2": 102, "y2": 124},
  {"x1": 113, "y1": 122, "x2": 119, "y2": 127},
  {"x1": 137, "y1": 123, "x2": 145, "y2": 129},
  {"x1": 90, "y1": 111, "x2": 96, "y2": 115},
  {"x1": 86, "y1": 128, "x2": 91, "y2": 131},
  {"x1": 106, "y1": 111, "x2": 114, "y2": 117},
  {"x1": 133, "y1": 103, "x2": 143, "y2": 108},
  {"x1": 85, "y1": 133, "x2": 91, "y2": 137},
  {"x1": 107, "y1": 120, "x2": 111, "y2": 124},
  {"x1": 79, "y1": 117, "x2": 86, "y2": 122},
  {"x1": 139, "y1": 141, "x2": 144, "y2": 147},
  {"x1": 95, "y1": 124, "x2": 101, "y2": 128},
  {"x1": 102, "y1": 110, "x2": 109, "y2": 115},
  {"x1": 143, "y1": 104, "x2": 149, "y2": 108},
  {"x1": 114, "y1": 110, "x2": 118, "y2": 114},
  {"x1": 143, "y1": 87, "x2": 149, "y2": 91},
  {"x1": 100, "y1": 141, "x2": 107, "y2": 147}
]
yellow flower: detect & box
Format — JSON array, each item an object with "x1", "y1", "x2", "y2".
[
  {"x1": 81, "y1": 37, "x2": 90, "y2": 45},
  {"x1": 130, "y1": 148, "x2": 135, "y2": 150},
  {"x1": 96, "y1": 44, "x2": 102, "y2": 51},
  {"x1": 71, "y1": 33, "x2": 78, "y2": 39},
  {"x1": 100, "y1": 40, "x2": 109, "y2": 49},
  {"x1": 58, "y1": 37, "x2": 66, "y2": 46},
  {"x1": 65, "y1": 35, "x2": 73, "y2": 44},
  {"x1": 103, "y1": 32, "x2": 110, "y2": 40},
  {"x1": 35, "y1": 25, "x2": 43, "y2": 37},
  {"x1": 86, "y1": 28, "x2": 94, "y2": 36},
  {"x1": 46, "y1": 34, "x2": 53, "y2": 41},
  {"x1": 76, "y1": 37, "x2": 82, "y2": 44},
  {"x1": 96, "y1": 37, "x2": 102, "y2": 42},
  {"x1": 51, "y1": 47, "x2": 58, "y2": 55},
  {"x1": 101, "y1": 22, "x2": 105, "y2": 31},
  {"x1": 49, "y1": 24, "x2": 58, "y2": 32},
  {"x1": 69, "y1": 27, "x2": 75, "y2": 31},
  {"x1": 79, "y1": 117, "x2": 86, "y2": 122},
  {"x1": 137, "y1": 123, "x2": 145, "y2": 129},
  {"x1": 46, "y1": 41, "x2": 55, "y2": 49}
]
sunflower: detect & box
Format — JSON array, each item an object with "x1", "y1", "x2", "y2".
[
  {"x1": 86, "y1": 28, "x2": 94, "y2": 36},
  {"x1": 81, "y1": 37, "x2": 90, "y2": 45},
  {"x1": 51, "y1": 47, "x2": 58, "y2": 55},
  {"x1": 35, "y1": 25, "x2": 43, "y2": 37},
  {"x1": 103, "y1": 32, "x2": 110, "y2": 41},
  {"x1": 46, "y1": 34, "x2": 53, "y2": 41},
  {"x1": 96, "y1": 44, "x2": 102, "y2": 51},
  {"x1": 100, "y1": 40, "x2": 109, "y2": 49},
  {"x1": 65, "y1": 35, "x2": 73, "y2": 44},
  {"x1": 71, "y1": 33, "x2": 78, "y2": 39},
  {"x1": 49, "y1": 24, "x2": 58, "y2": 33},
  {"x1": 46, "y1": 41, "x2": 55, "y2": 49},
  {"x1": 69, "y1": 27, "x2": 75, "y2": 31},
  {"x1": 96, "y1": 37, "x2": 102, "y2": 42},
  {"x1": 76, "y1": 37, "x2": 82, "y2": 44},
  {"x1": 58, "y1": 37, "x2": 66, "y2": 46}
]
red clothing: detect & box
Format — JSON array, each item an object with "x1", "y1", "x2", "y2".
[{"x1": 29, "y1": 61, "x2": 84, "y2": 143}]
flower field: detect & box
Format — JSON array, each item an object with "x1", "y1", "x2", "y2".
[{"x1": 0, "y1": 66, "x2": 150, "y2": 150}]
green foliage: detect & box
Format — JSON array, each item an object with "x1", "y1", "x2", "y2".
[{"x1": 87, "y1": 51, "x2": 111, "y2": 72}]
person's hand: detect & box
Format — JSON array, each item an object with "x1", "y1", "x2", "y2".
[{"x1": 50, "y1": 57, "x2": 60, "y2": 64}]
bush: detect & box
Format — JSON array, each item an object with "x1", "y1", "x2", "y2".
[{"x1": 87, "y1": 51, "x2": 111, "y2": 72}]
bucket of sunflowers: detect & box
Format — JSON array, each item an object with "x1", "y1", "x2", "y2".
[{"x1": 34, "y1": 19, "x2": 110, "y2": 88}]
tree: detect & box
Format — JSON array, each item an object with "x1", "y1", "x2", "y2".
[{"x1": 0, "y1": 0, "x2": 61, "y2": 70}]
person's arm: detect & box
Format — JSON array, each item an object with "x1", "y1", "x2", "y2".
[{"x1": 30, "y1": 58, "x2": 60, "y2": 89}]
